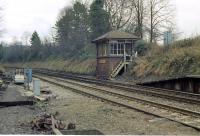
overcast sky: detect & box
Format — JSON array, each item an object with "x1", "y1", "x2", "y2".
[
  {"x1": 0, "y1": 0, "x2": 200, "y2": 43},
  {"x1": 1, "y1": 0, "x2": 72, "y2": 43}
]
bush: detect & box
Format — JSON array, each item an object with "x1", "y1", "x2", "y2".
[
  {"x1": 134, "y1": 40, "x2": 148, "y2": 56},
  {"x1": 132, "y1": 36, "x2": 200, "y2": 78}
]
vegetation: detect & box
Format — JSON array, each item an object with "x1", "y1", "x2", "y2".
[
  {"x1": 132, "y1": 37, "x2": 200, "y2": 78},
  {"x1": 90, "y1": 0, "x2": 111, "y2": 39},
  {"x1": 5, "y1": 58, "x2": 96, "y2": 75},
  {"x1": 134, "y1": 40, "x2": 148, "y2": 56},
  {"x1": 30, "y1": 31, "x2": 42, "y2": 59},
  {"x1": 55, "y1": 1, "x2": 92, "y2": 58},
  {"x1": 0, "y1": 0, "x2": 174, "y2": 61},
  {"x1": 1, "y1": 0, "x2": 194, "y2": 77}
]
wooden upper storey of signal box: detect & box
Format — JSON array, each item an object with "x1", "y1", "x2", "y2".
[{"x1": 92, "y1": 30, "x2": 140, "y2": 43}]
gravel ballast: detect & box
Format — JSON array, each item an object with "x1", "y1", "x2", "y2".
[{"x1": 40, "y1": 80, "x2": 200, "y2": 135}]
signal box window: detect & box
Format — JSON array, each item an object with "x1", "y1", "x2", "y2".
[{"x1": 110, "y1": 42, "x2": 124, "y2": 55}]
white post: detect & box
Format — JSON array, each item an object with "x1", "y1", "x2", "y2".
[
  {"x1": 33, "y1": 79, "x2": 40, "y2": 96},
  {"x1": 124, "y1": 43, "x2": 126, "y2": 72}
]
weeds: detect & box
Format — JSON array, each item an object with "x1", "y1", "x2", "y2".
[{"x1": 133, "y1": 36, "x2": 200, "y2": 77}]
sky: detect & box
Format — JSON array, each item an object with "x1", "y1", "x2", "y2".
[
  {"x1": 0, "y1": 0, "x2": 200, "y2": 43},
  {"x1": 0, "y1": 0, "x2": 72, "y2": 43},
  {"x1": 174, "y1": 0, "x2": 200, "y2": 38}
]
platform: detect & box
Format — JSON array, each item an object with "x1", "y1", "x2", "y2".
[{"x1": 139, "y1": 75, "x2": 200, "y2": 93}]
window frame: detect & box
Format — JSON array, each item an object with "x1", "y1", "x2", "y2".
[{"x1": 110, "y1": 41, "x2": 125, "y2": 56}]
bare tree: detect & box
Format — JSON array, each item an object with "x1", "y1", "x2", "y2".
[
  {"x1": 148, "y1": 0, "x2": 175, "y2": 43},
  {"x1": 105, "y1": 0, "x2": 134, "y2": 29},
  {"x1": 21, "y1": 31, "x2": 31, "y2": 45},
  {"x1": 104, "y1": 0, "x2": 146, "y2": 39},
  {"x1": 132, "y1": 0, "x2": 146, "y2": 38}
]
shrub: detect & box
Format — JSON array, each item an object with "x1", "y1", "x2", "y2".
[{"x1": 134, "y1": 40, "x2": 148, "y2": 56}]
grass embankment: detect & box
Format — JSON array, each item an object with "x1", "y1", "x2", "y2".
[
  {"x1": 132, "y1": 37, "x2": 200, "y2": 78},
  {"x1": 4, "y1": 58, "x2": 96, "y2": 75}
]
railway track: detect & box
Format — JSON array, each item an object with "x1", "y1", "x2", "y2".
[
  {"x1": 34, "y1": 69, "x2": 200, "y2": 105},
  {"x1": 34, "y1": 74, "x2": 200, "y2": 131}
]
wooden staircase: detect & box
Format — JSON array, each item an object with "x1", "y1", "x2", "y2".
[{"x1": 110, "y1": 61, "x2": 127, "y2": 78}]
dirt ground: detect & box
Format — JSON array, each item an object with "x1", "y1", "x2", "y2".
[
  {"x1": 40, "y1": 80, "x2": 200, "y2": 135},
  {"x1": 1, "y1": 80, "x2": 200, "y2": 135},
  {"x1": 0, "y1": 85, "x2": 42, "y2": 134}
]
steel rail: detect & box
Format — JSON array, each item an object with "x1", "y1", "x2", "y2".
[
  {"x1": 35, "y1": 74, "x2": 200, "y2": 118},
  {"x1": 35, "y1": 70, "x2": 200, "y2": 105},
  {"x1": 34, "y1": 75, "x2": 200, "y2": 131}
]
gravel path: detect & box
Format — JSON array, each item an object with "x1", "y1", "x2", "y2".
[{"x1": 39, "y1": 79, "x2": 200, "y2": 135}]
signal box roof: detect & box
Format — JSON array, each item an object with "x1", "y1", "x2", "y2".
[{"x1": 92, "y1": 30, "x2": 140, "y2": 43}]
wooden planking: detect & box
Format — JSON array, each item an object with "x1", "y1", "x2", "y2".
[{"x1": 51, "y1": 115, "x2": 63, "y2": 135}]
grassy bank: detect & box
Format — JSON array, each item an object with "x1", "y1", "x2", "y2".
[
  {"x1": 4, "y1": 58, "x2": 96, "y2": 75},
  {"x1": 132, "y1": 37, "x2": 200, "y2": 78}
]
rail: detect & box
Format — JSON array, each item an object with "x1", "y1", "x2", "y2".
[{"x1": 34, "y1": 74, "x2": 200, "y2": 131}]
